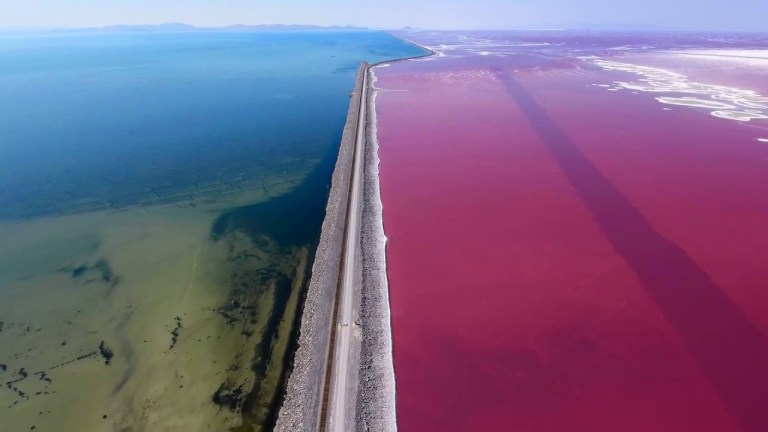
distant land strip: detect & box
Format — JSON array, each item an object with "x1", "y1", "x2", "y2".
[{"x1": 0, "y1": 23, "x2": 369, "y2": 33}]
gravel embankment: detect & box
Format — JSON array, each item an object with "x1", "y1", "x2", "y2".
[
  {"x1": 274, "y1": 63, "x2": 367, "y2": 432},
  {"x1": 354, "y1": 72, "x2": 398, "y2": 432},
  {"x1": 276, "y1": 42, "x2": 435, "y2": 431}
]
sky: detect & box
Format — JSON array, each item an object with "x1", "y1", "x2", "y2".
[{"x1": 1, "y1": 0, "x2": 767, "y2": 32}]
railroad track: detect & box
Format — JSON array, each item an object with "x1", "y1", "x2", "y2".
[
  {"x1": 317, "y1": 63, "x2": 369, "y2": 432},
  {"x1": 316, "y1": 45, "x2": 436, "y2": 431}
]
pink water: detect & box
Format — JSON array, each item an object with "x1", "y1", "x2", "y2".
[{"x1": 375, "y1": 31, "x2": 768, "y2": 432}]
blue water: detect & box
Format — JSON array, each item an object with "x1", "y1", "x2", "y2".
[
  {"x1": 0, "y1": 31, "x2": 425, "y2": 217},
  {"x1": 0, "y1": 30, "x2": 425, "y2": 431}
]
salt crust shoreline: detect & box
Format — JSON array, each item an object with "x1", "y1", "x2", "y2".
[
  {"x1": 353, "y1": 71, "x2": 396, "y2": 432},
  {"x1": 276, "y1": 38, "x2": 436, "y2": 431},
  {"x1": 274, "y1": 64, "x2": 366, "y2": 431},
  {"x1": 354, "y1": 41, "x2": 437, "y2": 431}
]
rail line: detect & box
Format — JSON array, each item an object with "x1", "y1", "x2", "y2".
[
  {"x1": 317, "y1": 43, "x2": 437, "y2": 431},
  {"x1": 317, "y1": 63, "x2": 368, "y2": 432}
]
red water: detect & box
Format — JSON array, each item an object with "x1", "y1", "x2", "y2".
[{"x1": 375, "y1": 33, "x2": 768, "y2": 432}]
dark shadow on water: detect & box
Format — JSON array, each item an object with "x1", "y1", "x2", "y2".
[
  {"x1": 496, "y1": 70, "x2": 768, "y2": 432},
  {"x1": 211, "y1": 147, "x2": 335, "y2": 249},
  {"x1": 210, "y1": 136, "x2": 339, "y2": 431}
]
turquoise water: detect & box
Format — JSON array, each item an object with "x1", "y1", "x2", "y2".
[
  {"x1": 0, "y1": 31, "x2": 425, "y2": 431},
  {"x1": 0, "y1": 31, "x2": 424, "y2": 218}
]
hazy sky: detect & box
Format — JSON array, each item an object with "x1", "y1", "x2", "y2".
[{"x1": 1, "y1": 0, "x2": 766, "y2": 31}]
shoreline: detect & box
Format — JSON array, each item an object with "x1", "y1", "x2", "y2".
[
  {"x1": 354, "y1": 39, "x2": 436, "y2": 432},
  {"x1": 0, "y1": 32, "x2": 433, "y2": 432},
  {"x1": 274, "y1": 63, "x2": 367, "y2": 431},
  {"x1": 353, "y1": 69, "x2": 396, "y2": 432},
  {"x1": 367, "y1": 31, "x2": 768, "y2": 432},
  {"x1": 275, "y1": 38, "x2": 436, "y2": 431}
]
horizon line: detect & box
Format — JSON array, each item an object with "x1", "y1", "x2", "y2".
[{"x1": 1, "y1": 22, "x2": 767, "y2": 34}]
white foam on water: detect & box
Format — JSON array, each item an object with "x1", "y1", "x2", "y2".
[
  {"x1": 591, "y1": 58, "x2": 768, "y2": 122},
  {"x1": 694, "y1": 50, "x2": 768, "y2": 59},
  {"x1": 675, "y1": 49, "x2": 768, "y2": 67},
  {"x1": 711, "y1": 110, "x2": 768, "y2": 121},
  {"x1": 656, "y1": 97, "x2": 736, "y2": 110}
]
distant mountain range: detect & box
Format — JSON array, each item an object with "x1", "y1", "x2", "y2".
[{"x1": 53, "y1": 23, "x2": 368, "y2": 33}]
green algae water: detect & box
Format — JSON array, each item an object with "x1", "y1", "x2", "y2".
[{"x1": 0, "y1": 30, "x2": 424, "y2": 431}]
